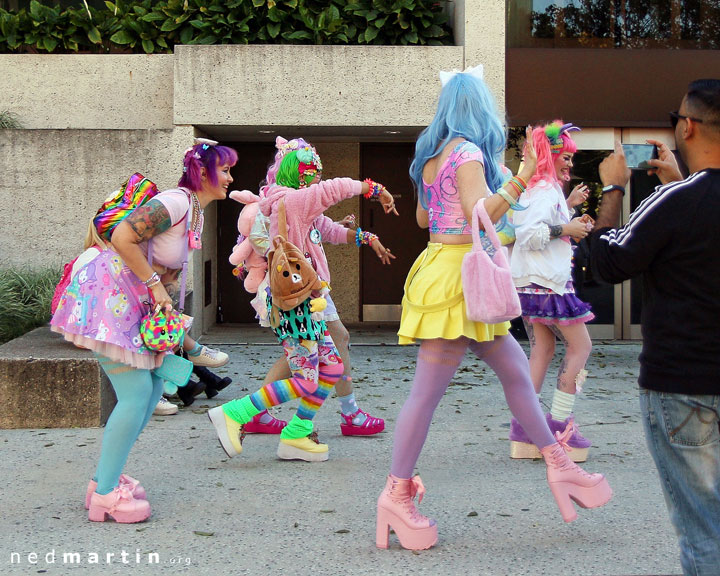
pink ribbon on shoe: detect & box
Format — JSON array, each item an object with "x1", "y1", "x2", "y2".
[
  {"x1": 409, "y1": 475, "x2": 426, "y2": 504},
  {"x1": 554, "y1": 419, "x2": 577, "y2": 453},
  {"x1": 108, "y1": 486, "x2": 133, "y2": 514},
  {"x1": 119, "y1": 474, "x2": 139, "y2": 491}
]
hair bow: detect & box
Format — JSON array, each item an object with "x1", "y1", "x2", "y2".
[{"x1": 439, "y1": 64, "x2": 484, "y2": 87}]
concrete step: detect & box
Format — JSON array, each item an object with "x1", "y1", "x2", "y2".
[{"x1": 0, "y1": 326, "x2": 116, "y2": 429}]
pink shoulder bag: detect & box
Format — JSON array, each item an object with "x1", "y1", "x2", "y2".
[{"x1": 462, "y1": 198, "x2": 521, "y2": 324}]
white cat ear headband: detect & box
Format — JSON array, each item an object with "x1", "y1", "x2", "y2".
[{"x1": 439, "y1": 64, "x2": 484, "y2": 87}]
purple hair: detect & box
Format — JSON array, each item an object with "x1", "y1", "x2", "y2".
[
  {"x1": 178, "y1": 143, "x2": 238, "y2": 191},
  {"x1": 529, "y1": 120, "x2": 578, "y2": 187}
]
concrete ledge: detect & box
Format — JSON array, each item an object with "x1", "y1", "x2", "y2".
[{"x1": 0, "y1": 326, "x2": 116, "y2": 429}]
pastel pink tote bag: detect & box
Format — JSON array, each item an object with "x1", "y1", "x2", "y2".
[{"x1": 462, "y1": 198, "x2": 521, "y2": 324}]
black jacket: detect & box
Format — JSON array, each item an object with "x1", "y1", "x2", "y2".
[{"x1": 589, "y1": 168, "x2": 720, "y2": 394}]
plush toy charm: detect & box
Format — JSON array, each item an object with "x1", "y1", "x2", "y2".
[
  {"x1": 140, "y1": 308, "x2": 184, "y2": 352},
  {"x1": 228, "y1": 190, "x2": 268, "y2": 293}
]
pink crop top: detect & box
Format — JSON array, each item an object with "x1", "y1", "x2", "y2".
[{"x1": 423, "y1": 141, "x2": 485, "y2": 234}]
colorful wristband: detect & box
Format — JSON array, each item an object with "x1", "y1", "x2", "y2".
[{"x1": 363, "y1": 178, "x2": 387, "y2": 199}]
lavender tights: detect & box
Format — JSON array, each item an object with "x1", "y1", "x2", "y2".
[{"x1": 390, "y1": 335, "x2": 556, "y2": 479}]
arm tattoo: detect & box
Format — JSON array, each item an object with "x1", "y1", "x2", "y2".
[
  {"x1": 549, "y1": 224, "x2": 563, "y2": 239},
  {"x1": 125, "y1": 199, "x2": 172, "y2": 242},
  {"x1": 162, "y1": 269, "x2": 181, "y2": 306},
  {"x1": 164, "y1": 280, "x2": 179, "y2": 305}
]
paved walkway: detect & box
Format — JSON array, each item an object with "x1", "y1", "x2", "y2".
[{"x1": 0, "y1": 326, "x2": 682, "y2": 575}]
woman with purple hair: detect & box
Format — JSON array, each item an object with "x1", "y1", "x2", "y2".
[
  {"x1": 509, "y1": 121, "x2": 596, "y2": 462},
  {"x1": 51, "y1": 139, "x2": 237, "y2": 524}
]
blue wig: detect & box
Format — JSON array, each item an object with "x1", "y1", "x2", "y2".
[{"x1": 410, "y1": 72, "x2": 506, "y2": 209}]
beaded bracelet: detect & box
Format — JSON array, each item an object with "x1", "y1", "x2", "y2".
[
  {"x1": 363, "y1": 178, "x2": 387, "y2": 199},
  {"x1": 143, "y1": 272, "x2": 161, "y2": 287},
  {"x1": 355, "y1": 227, "x2": 378, "y2": 247},
  {"x1": 496, "y1": 188, "x2": 526, "y2": 211}
]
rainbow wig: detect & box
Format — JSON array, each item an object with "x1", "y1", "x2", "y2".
[
  {"x1": 410, "y1": 71, "x2": 506, "y2": 209},
  {"x1": 530, "y1": 120, "x2": 579, "y2": 187},
  {"x1": 275, "y1": 147, "x2": 322, "y2": 189},
  {"x1": 178, "y1": 141, "x2": 238, "y2": 191}
]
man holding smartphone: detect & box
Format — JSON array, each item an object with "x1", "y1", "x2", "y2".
[{"x1": 588, "y1": 79, "x2": 720, "y2": 576}]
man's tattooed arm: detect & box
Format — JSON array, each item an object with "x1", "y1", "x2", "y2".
[{"x1": 124, "y1": 199, "x2": 172, "y2": 242}]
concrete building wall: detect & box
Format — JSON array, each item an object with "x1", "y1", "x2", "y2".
[
  {"x1": 173, "y1": 44, "x2": 463, "y2": 128},
  {"x1": 0, "y1": 127, "x2": 193, "y2": 268},
  {"x1": 0, "y1": 55, "x2": 174, "y2": 130}
]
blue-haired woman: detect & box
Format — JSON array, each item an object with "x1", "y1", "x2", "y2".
[{"x1": 375, "y1": 67, "x2": 612, "y2": 550}]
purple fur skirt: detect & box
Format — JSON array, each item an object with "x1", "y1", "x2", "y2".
[{"x1": 517, "y1": 282, "x2": 594, "y2": 326}]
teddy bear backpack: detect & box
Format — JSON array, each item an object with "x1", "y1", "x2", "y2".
[{"x1": 268, "y1": 198, "x2": 322, "y2": 318}]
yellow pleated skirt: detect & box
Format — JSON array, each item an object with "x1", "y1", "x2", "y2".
[{"x1": 398, "y1": 243, "x2": 510, "y2": 345}]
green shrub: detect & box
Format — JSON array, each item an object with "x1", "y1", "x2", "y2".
[
  {"x1": 0, "y1": 0, "x2": 453, "y2": 53},
  {"x1": 0, "y1": 267, "x2": 60, "y2": 345},
  {"x1": 0, "y1": 110, "x2": 23, "y2": 128}
]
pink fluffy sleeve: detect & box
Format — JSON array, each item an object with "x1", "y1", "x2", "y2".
[{"x1": 314, "y1": 215, "x2": 350, "y2": 245}]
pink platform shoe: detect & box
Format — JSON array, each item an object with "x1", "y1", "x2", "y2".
[
  {"x1": 85, "y1": 474, "x2": 147, "y2": 510},
  {"x1": 88, "y1": 486, "x2": 151, "y2": 523},
  {"x1": 376, "y1": 474, "x2": 438, "y2": 550},
  {"x1": 341, "y1": 410, "x2": 385, "y2": 436},
  {"x1": 541, "y1": 423, "x2": 613, "y2": 523},
  {"x1": 242, "y1": 410, "x2": 287, "y2": 434}
]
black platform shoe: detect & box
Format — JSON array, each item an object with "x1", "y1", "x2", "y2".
[
  {"x1": 193, "y1": 365, "x2": 232, "y2": 398},
  {"x1": 177, "y1": 379, "x2": 206, "y2": 407}
]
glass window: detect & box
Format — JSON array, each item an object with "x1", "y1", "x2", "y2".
[{"x1": 507, "y1": 0, "x2": 720, "y2": 49}]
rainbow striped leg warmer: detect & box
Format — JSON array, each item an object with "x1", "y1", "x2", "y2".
[
  {"x1": 222, "y1": 376, "x2": 318, "y2": 425},
  {"x1": 281, "y1": 361, "x2": 344, "y2": 439}
]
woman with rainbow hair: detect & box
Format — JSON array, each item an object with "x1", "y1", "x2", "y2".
[
  {"x1": 208, "y1": 141, "x2": 396, "y2": 462},
  {"x1": 508, "y1": 121, "x2": 596, "y2": 463},
  {"x1": 374, "y1": 67, "x2": 611, "y2": 551}
]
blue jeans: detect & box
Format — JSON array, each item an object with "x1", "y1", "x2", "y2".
[{"x1": 640, "y1": 389, "x2": 720, "y2": 576}]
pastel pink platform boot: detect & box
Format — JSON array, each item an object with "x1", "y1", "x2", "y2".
[
  {"x1": 376, "y1": 474, "x2": 438, "y2": 550},
  {"x1": 541, "y1": 423, "x2": 613, "y2": 523},
  {"x1": 85, "y1": 474, "x2": 147, "y2": 510},
  {"x1": 88, "y1": 486, "x2": 151, "y2": 524}
]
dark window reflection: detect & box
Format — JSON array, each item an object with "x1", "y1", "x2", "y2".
[
  {"x1": 567, "y1": 150, "x2": 615, "y2": 325},
  {"x1": 508, "y1": 0, "x2": 720, "y2": 49}
]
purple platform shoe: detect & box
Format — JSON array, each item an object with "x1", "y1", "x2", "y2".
[{"x1": 510, "y1": 413, "x2": 591, "y2": 462}]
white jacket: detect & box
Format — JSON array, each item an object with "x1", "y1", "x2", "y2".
[{"x1": 510, "y1": 179, "x2": 573, "y2": 294}]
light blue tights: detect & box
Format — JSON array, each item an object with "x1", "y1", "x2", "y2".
[{"x1": 93, "y1": 355, "x2": 164, "y2": 495}]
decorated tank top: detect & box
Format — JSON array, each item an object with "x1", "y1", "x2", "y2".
[
  {"x1": 266, "y1": 293, "x2": 326, "y2": 343},
  {"x1": 423, "y1": 141, "x2": 485, "y2": 235}
]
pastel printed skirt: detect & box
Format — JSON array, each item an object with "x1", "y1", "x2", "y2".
[
  {"x1": 50, "y1": 249, "x2": 163, "y2": 370},
  {"x1": 398, "y1": 243, "x2": 510, "y2": 345}
]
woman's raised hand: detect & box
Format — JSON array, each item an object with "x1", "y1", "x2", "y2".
[
  {"x1": 372, "y1": 238, "x2": 396, "y2": 265},
  {"x1": 380, "y1": 189, "x2": 399, "y2": 216},
  {"x1": 567, "y1": 183, "x2": 589, "y2": 208},
  {"x1": 518, "y1": 125, "x2": 537, "y2": 183}
]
